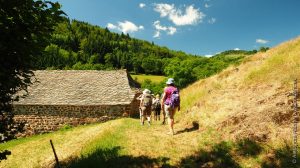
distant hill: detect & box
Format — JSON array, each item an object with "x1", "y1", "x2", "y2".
[{"x1": 33, "y1": 18, "x2": 255, "y2": 88}]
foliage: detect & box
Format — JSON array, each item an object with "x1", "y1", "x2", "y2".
[
  {"x1": 32, "y1": 19, "x2": 250, "y2": 88},
  {"x1": 0, "y1": 0, "x2": 64, "y2": 160},
  {"x1": 59, "y1": 124, "x2": 73, "y2": 131},
  {"x1": 259, "y1": 46, "x2": 269, "y2": 52},
  {"x1": 141, "y1": 79, "x2": 166, "y2": 95}
]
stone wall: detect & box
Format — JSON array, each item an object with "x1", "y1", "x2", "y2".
[
  {"x1": 130, "y1": 91, "x2": 142, "y2": 117},
  {"x1": 13, "y1": 104, "x2": 132, "y2": 136}
]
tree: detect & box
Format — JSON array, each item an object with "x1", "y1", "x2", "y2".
[
  {"x1": 0, "y1": 0, "x2": 64, "y2": 160},
  {"x1": 259, "y1": 46, "x2": 269, "y2": 52}
]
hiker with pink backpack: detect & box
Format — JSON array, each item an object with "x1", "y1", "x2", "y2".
[{"x1": 161, "y1": 78, "x2": 180, "y2": 135}]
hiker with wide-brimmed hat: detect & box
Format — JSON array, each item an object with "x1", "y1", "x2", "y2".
[
  {"x1": 161, "y1": 78, "x2": 180, "y2": 135},
  {"x1": 140, "y1": 89, "x2": 153, "y2": 126}
]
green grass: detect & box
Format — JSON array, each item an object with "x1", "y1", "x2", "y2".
[
  {"x1": 0, "y1": 120, "x2": 124, "y2": 168},
  {"x1": 131, "y1": 74, "x2": 167, "y2": 84},
  {"x1": 1, "y1": 118, "x2": 299, "y2": 168}
]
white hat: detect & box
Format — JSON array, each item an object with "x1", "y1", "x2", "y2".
[
  {"x1": 143, "y1": 89, "x2": 151, "y2": 94},
  {"x1": 166, "y1": 78, "x2": 174, "y2": 85}
]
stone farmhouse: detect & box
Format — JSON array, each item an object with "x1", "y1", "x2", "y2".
[{"x1": 13, "y1": 70, "x2": 140, "y2": 136}]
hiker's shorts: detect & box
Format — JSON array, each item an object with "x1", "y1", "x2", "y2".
[
  {"x1": 164, "y1": 105, "x2": 177, "y2": 119},
  {"x1": 154, "y1": 108, "x2": 161, "y2": 116},
  {"x1": 141, "y1": 106, "x2": 151, "y2": 116}
]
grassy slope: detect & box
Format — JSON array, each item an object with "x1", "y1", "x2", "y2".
[
  {"x1": 180, "y1": 36, "x2": 300, "y2": 135},
  {"x1": 1, "y1": 37, "x2": 300, "y2": 168},
  {"x1": 131, "y1": 74, "x2": 167, "y2": 84},
  {"x1": 178, "y1": 36, "x2": 300, "y2": 167}
]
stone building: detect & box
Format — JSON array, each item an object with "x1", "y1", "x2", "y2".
[{"x1": 13, "y1": 70, "x2": 140, "y2": 136}]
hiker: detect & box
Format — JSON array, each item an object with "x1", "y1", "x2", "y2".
[
  {"x1": 160, "y1": 93, "x2": 166, "y2": 124},
  {"x1": 136, "y1": 93, "x2": 144, "y2": 124},
  {"x1": 152, "y1": 94, "x2": 161, "y2": 121},
  {"x1": 140, "y1": 89, "x2": 153, "y2": 126},
  {"x1": 161, "y1": 78, "x2": 180, "y2": 135}
]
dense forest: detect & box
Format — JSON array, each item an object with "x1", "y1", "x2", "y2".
[{"x1": 34, "y1": 18, "x2": 263, "y2": 88}]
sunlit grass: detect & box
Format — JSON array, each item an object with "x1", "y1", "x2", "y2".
[
  {"x1": 0, "y1": 120, "x2": 123, "y2": 168},
  {"x1": 131, "y1": 74, "x2": 167, "y2": 84},
  {"x1": 246, "y1": 36, "x2": 300, "y2": 85}
]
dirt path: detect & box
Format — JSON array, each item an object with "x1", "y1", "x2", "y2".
[
  {"x1": 0, "y1": 118, "x2": 202, "y2": 168},
  {"x1": 120, "y1": 118, "x2": 201, "y2": 165}
]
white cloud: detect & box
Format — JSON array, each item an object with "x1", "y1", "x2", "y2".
[
  {"x1": 234, "y1": 48, "x2": 240, "y2": 51},
  {"x1": 153, "y1": 20, "x2": 177, "y2": 38},
  {"x1": 153, "y1": 20, "x2": 168, "y2": 31},
  {"x1": 204, "y1": 3, "x2": 211, "y2": 8},
  {"x1": 154, "y1": 3, "x2": 174, "y2": 17},
  {"x1": 139, "y1": 3, "x2": 146, "y2": 8},
  {"x1": 167, "y1": 26, "x2": 177, "y2": 35},
  {"x1": 106, "y1": 20, "x2": 144, "y2": 34},
  {"x1": 154, "y1": 3, "x2": 205, "y2": 26},
  {"x1": 256, "y1": 38, "x2": 269, "y2": 44},
  {"x1": 208, "y1": 17, "x2": 216, "y2": 24},
  {"x1": 107, "y1": 23, "x2": 117, "y2": 29},
  {"x1": 153, "y1": 31, "x2": 160, "y2": 38},
  {"x1": 205, "y1": 54, "x2": 213, "y2": 57}
]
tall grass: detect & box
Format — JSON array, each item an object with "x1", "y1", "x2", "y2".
[{"x1": 246, "y1": 36, "x2": 300, "y2": 85}]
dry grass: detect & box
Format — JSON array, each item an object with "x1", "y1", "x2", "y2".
[
  {"x1": 0, "y1": 120, "x2": 124, "y2": 168},
  {"x1": 122, "y1": 119, "x2": 200, "y2": 165},
  {"x1": 246, "y1": 36, "x2": 300, "y2": 85},
  {"x1": 178, "y1": 36, "x2": 300, "y2": 139},
  {"x1": 174, "y1": 36, "x2": 300, "y2": 167}
]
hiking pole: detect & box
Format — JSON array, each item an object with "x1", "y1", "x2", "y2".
[{"x1": 50, "y1": 139, "x2": 61, "y2": 168}]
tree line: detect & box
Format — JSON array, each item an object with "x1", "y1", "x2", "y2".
[{"x1": 33, "y1": 18, "x2": 264, "y2": 88}]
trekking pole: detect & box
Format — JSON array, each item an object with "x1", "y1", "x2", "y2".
[{"x1": 50, "y1": 139, "x2": 61, "y2": 168}]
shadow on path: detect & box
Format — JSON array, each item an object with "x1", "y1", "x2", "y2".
[
  {"x1": 61, "y1": 146, "x2": 174, "y2": 168},
  {"x1": 176, "y1": 121, "x2": 199, "y2": 135},
  {"x1": 178, "y1": 141, "x2": 241, "y2": 168}
]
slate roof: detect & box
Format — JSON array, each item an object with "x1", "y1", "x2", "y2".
[{"x1": 15, "y1": 70, "x2": 136, "y2": 105}]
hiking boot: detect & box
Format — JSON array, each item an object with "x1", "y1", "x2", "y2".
[{"x1": 167, "y1": 131, "x2": 174, "y2": 135}]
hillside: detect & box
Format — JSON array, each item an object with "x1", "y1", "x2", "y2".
[
  {"x1": 179, "y1": 36, "x2": 300, "y2": 166},
  {"x1": 1, "y1": 37, "x2": 299, "y2": 168},
  {"x1": 33, "y1": 18, "x2": 251, "y2": 88},
  {"x1": 180, "y1": 36, "x2": 300, "y2": 140}
]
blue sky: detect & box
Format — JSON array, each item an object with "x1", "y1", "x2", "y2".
[{"x1": 54, "y1": 0, "x2": 300, "y2": 56}]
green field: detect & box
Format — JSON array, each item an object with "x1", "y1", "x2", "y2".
[{"x1": 131, "y1": 74, "x2": 167, "y2": 84}]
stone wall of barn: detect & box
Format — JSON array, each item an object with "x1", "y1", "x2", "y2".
[{"x1": 13, "y1": 102, "x2": 139, "y2": 136}]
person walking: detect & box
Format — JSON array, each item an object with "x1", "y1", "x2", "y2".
[
  {"x1": 152, "y1": 94, "x2": 161, "y2": 121},
  {"x1": 140, "y1": 89, "x2": 153, "y2": 126},
  {"x1": 136, "y1": 93, "x2": 144, "y2": 125},
  {"x1": 161, "y1": 78, "x2": 180, "y2": 135}
]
